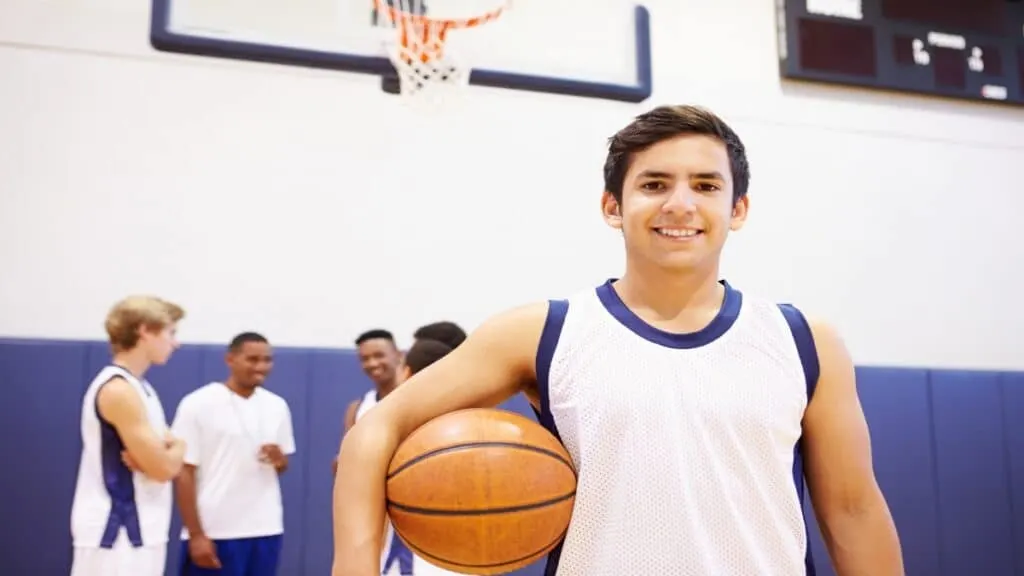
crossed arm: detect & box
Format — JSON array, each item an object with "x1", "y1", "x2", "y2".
[{"x1": 96, "y1": 377, "x2": 185, "y2": 482}]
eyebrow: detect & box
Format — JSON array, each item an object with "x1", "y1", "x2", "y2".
[
  {"x1": 634, "y1": 169, "x2": 674, "y2": 180},
  {"x1": 690, "y1": 171, "x2": 726, "y2": 181},
  {"x1": 635, "y1": 169, "x2": 725, "y2": 181}
]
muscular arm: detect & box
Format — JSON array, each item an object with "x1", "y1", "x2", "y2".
[
  {"x1": 175, "y1": 465, "x2": 206, "y2": 538},
  {"x1": 331, "y1": 302, "x2": 547, "y2": 576},
  {"x1": 96, "y1": 377, "x2": 184, "y2": 482},
  {"x1": 802, "y1": 319, "x2": 904, "y2": 576}
]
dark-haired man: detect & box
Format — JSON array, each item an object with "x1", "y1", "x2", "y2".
[
  {"x1": 173, "y1": 332, "x2": 295, "y2": 576},
  {"x1": 413, "y1": 321, "x2": 467, "y2": 349},
  {"x1": 343, "y1": 329, "x2": 403, "y2": 434},
  {"x1": 333, "y1": 105, "x2": 903, "y2": 576}
]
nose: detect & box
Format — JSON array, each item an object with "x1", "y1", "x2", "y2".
[{"x1": 661, "y1": 184, "x2": 697, "y2": 214}]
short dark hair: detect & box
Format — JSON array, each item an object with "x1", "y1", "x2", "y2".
[
  {"x1": 604, "y1": 105, "x2": 750, "y2": 204},
  {"x1": 404, "y1": 339, "x2": 453, "y2": 375},
  {"x1": 413, "y1": 321, "x2": 466, "y2": 349},
  {"x1": 228, "y1": 331, "x2": 268, "y2": 352},
  {"x1": 355, "y1": 329, "x2": 395, "y2": 346}
]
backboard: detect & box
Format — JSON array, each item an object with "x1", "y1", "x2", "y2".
[{"x1": 149, "y1": 0, "x2": 653, "y2": 103}]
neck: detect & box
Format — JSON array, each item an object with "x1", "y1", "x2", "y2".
[
  {"x1": 376, "y1": 382, "x2": 396, "y2": 400},
  {"x1": 225, "y1": 378, "x2": 255, "y2": 398},
  {"x1": 616, "y1": 257, "x2": 723, "y2": 316},
  {"x1": 112, "y1": 350, "x2": 150, "y2": 379}
]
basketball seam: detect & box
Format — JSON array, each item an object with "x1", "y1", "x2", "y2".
[
  {"x1": 390, "y1": 521, "x2": 571, "y2": 570},
  {"x1": 386, "y1": 490, "x2": 576, "y2": 516},
  {"x1": 386, "y1": 440, "x2": 577, "y2": 480}
]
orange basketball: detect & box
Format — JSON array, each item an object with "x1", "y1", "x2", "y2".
[{"x1": 385, "y1": 408, "x2": 576, "y2": 575}]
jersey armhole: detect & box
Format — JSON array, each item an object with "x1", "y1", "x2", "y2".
[
  {"x1": 534, "y1": 299, "x2": 569, "y2": 442},
  {"x1": 777, "y1": 303, "x2": 820, "y2": 402},
  {"x1": 93, "y1": 369, "x2": 131, "y2": 425}
]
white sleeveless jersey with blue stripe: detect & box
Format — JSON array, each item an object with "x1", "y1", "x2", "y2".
[
  {"x1": 70, "y1": 365, "x2": 173, "y2": 548},
  {"x1": 534, "y1": 280, "x2": 819, "y2": 576}
]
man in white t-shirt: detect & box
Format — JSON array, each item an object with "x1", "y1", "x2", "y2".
[{"x1": 171, "y1": 332, "x2": 296, "y2": 576}]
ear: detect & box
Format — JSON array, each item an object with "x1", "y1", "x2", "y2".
[
  {"x1": 398, "y1": 364, "x2": 412, "y2": 383},
  {"x1": 601, "y1": 190, "x2": 623, "y2": 230},
  {"x1": 729, "y1": 195, "x2": 749, "y2": 232}
]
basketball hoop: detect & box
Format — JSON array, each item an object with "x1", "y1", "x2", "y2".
[{"x1": 373, "y1": 0, "x2": 508, "y2": 103}]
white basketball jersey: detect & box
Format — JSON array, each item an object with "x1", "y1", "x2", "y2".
[
  {"x1": 70, "y1": 365, "x2": 173, "y2": 549},
  {"x1": 534, "y1": 280, "x2": 819, "y2": 576}
]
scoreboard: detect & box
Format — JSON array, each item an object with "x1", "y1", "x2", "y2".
[{"x1": 777, "y1": 0, "x2": 1024, "y2": 107}]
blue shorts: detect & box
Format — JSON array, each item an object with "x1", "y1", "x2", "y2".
[{"x1": 179, "y1": 535, "x2": 283, "y2": 576}]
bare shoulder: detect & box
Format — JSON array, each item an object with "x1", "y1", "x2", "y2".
[
  {"x1": 361, "y1": 301, "x2": 555, "y2": 437},
  {"x1": 96, "y1": 376, "x2": 138, "y2": 405},
  {"x1": 96, "y1": 376, "x2": 145, "y2": 423},
  {"x1": 464, "y1": 300, "x2": 552, "y2": 358},
  {"x1": 806, "y1": 317, "x2": 854, "y2": 373},
  {"x1": 802, "y1": 315, "x2": 858, "y2": 409}
]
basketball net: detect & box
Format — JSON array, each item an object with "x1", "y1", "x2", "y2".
[{"x1": 373, "y1": 0, "x2": 508, "y2": 107}]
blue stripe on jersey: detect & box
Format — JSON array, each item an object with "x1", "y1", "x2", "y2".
[
  {"x1": 94, "y1": 376, "x2": 144, "y2": 548},
  {"x1": 778, "y1": 303, "x2": 821, "y2": 576},
  {"x1": 535, "y1": 299, "x2": 570, "y2": 576},
  {"x1": 535, "y1": 299, "x2": 569, "y2": 442},
  {"x1": 596, "y1": 279, "x2": 742, "y2": 349}
]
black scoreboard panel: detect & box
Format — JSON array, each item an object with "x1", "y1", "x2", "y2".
[{"x1": 778, "y1": 0, "x2": 1024, "y2": 107}]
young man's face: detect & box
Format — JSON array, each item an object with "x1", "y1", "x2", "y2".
[
  {"x1": 227, "y1": 340, "x2": 274, "y2": 389},
  {"x1": 357, "y1": 338, "x2": 401, "y2": 388},
  {"x1": 603, "y1": 134, "x2": 748, "y2": 272},
  {"x1": 141, "y1": 323, "x2": 180, "y2": 365}
]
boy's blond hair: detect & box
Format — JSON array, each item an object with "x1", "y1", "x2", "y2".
[{"x1": 104, "y1": 296, "x2": 186, "y2": 352}]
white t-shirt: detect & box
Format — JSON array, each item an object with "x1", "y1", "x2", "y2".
[{"x1": 171, "y1": 382, "x2": 296, "y2": 540}]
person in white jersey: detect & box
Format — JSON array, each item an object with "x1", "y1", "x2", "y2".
[
  {"x1": 171, "y1": 332, "x2": 295, "y2": 576},
  {"x1": 332, "y1": 105, "x2": 906, "y2": 576},
  {"x1": 70, "y1": 295, "x2": 188, "y2": 576},
  {"x1": 342, "y1": 329, "x2": 404, "y2": 436},
  {"x1": 333, "y1": 329, "x2": 403, "y2": 478},
  {"x1": 339, "y1": 337, "x2": 470, "y2": 576}
]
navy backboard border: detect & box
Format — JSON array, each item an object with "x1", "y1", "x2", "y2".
[{"x1": 148, "y1": 1, "x2": 653, "y2": 103}]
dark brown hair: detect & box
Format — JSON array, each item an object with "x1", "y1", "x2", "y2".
[
  {"x1": 603, "y1": 105, "x2": 750, "y2": 204},
  {"x1": 404, "y1": 339, "x2": 453, "y2": 375}
]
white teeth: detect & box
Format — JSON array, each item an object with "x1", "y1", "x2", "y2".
[{"x1": 657, "y1": 229, "x2": 699, "y2": 237}]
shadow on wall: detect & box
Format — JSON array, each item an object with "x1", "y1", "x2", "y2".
[{"x1": 0, "y1": 338, "x2": 1022, "y2": 576}]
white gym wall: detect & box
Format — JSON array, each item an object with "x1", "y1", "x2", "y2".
[{"x1": 0, "y1": 0, "x2": 1022, "y2": 369}]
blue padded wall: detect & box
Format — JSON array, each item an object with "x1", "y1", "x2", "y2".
[{"x1": 0, "y1": 337, "x2": 1021, "y2": 576}]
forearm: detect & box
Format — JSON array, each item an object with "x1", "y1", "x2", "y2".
[
  {"x1": 331, "y1": 423, "x2": 397, "y2": 576},
  {"x1": 174, "y1": 469, "x2": 207, "y2": 538},
  {"x1": 127, "y1": 442, "x2": 184, "y2": 481},
  {"x1": 822, "y1": 501, "x2": 904, "y2": 576},
  {"x1": 167, "y1": 442, "x2": 186, "y2": 471}
]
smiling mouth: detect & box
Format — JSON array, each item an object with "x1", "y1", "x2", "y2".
[{"x1": 654, "y1": 228, "x2": 703, "y2": 240}]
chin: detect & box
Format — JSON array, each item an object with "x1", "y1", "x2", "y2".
[{"x1": 653, "y1": 253, "x2": 706, "y2": 271}]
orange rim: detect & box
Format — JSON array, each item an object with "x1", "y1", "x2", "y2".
[{"x1": 374, "y1": 0, "x2": 507, "y2": 63}]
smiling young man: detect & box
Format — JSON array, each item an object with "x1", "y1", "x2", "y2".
[
  {"x1": 332, "y1": 105, "x2": 904, "y2": 576},
  {"x1": 172, "y1": 332, "x2": 296, "y2": 576},
  {"x1": 342, "y1": 329, "x2": 403, "y2": 434}
]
